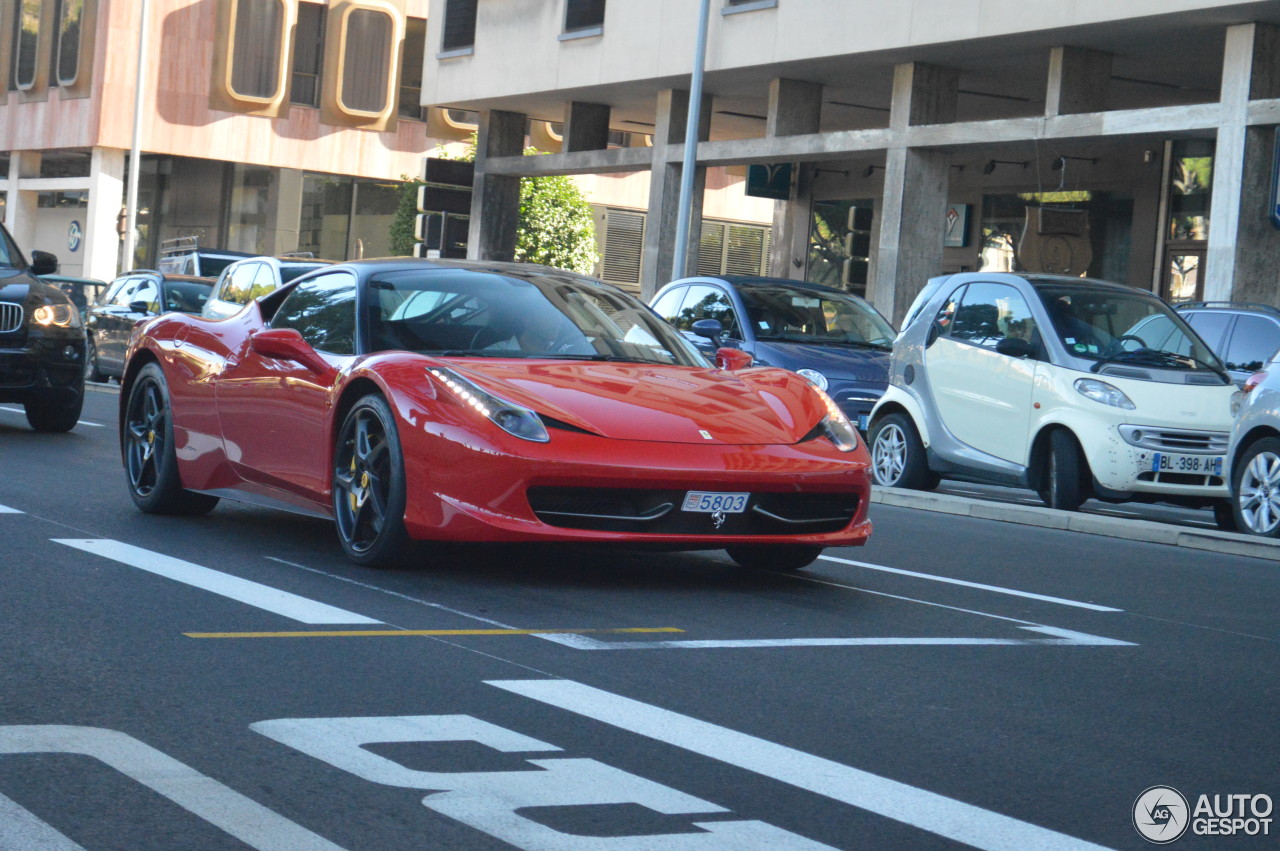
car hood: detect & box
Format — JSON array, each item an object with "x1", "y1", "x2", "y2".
[
  {"x1": 753, "y1": 340, "x2": 891, "y2": 383},
  {"x1": 0, "y1": 268, "x2": 35, "y2": 303},
  {"x1": 444, "y1": 359, "x2": 828, "y2": 444}
]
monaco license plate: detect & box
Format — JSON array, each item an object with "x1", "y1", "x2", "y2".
[
  {"x1": 1151, "y1": 452, "x2": 1224, "y2": 476},
  {"x1": 857, "y1": 414, "x2": 870, "y2": 431},
  {"x1": 682, "y1": 491, "x2": 750, "y2": 513}
]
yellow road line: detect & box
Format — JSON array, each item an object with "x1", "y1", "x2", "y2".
[{"x1": 185, "y1": 627, "x2": 685, "y2": 639}]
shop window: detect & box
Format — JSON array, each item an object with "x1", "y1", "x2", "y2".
[
  {"x1": 53, "y1": 0, "x2": 84, "y2": 86},
  {"x1": 397, "y1": 16, "x2": 426, "y2": 119},
  {"x1": 698, "y1": 221, "x2": 770, "y2": 277},
  {"x1": 442, "y1": 0, "x2": 477, "y2": 52},
  {"x1": 600, "y1": 209, "x2": 645, "y2": 289},
  {"x1": 809, "y1": 200, "x2": 871, "y2": 297},
  {"x1": 12, "y1": 0, "x2": 40, "y2": 90},
  {"x1": 1167, "y1": 140, "x2": 1213, "y2": 242},
  {"x1": 229, "y1": 0, "x2": 285, "y2": 100},
  {"x1": 291, "y1": 1, "x2": 325, "y2": 107},
  {"x1": 564, "y1": 0, "x2": 604, "y2": 33}
]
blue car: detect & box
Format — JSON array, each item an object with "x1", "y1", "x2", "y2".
[{"x1": 651, "y1": 276, "x2": 895, "y2": 429}]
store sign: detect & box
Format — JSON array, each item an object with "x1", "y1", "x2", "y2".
[
  {"x1": 67, "y1": 220, "x2": 82, "y2": 252},
  {"x1": 746, "y1": 163, "x2": 793, "y2": 200}
]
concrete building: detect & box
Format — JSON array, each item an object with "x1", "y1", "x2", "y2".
[
  {"x1": 0, "y1": 0, "x2": 771, "y2": 288},
  {"x1": 421, "y1": 0, "x2": 1280, "y2": 321}
]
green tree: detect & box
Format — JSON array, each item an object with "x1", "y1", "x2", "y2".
[{"x1": 390, "y1": 140, "x2": 599, "y2": 274}]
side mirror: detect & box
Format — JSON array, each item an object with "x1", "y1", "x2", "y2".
[
  {"x1": 995, "y1": 336, "x2": 1035, "y2": 359},
  {"x1": 690, "y1": 318, "x2": 724, "y2": 349},
  {"x1": 129, "y1": 300, "x2": 153, "y2": 315},
  {"x1": 925, "y1": 321, "x2": 942, "y2": 348},
  {"x1": 250, "y1": 327, "x2": 333, "y2": 375},
  {"x1": 30, "y1": 250, "x2": 59, "y2": 276},
  {"x1": 715, "y1": 347, "x2": 754, "y2": 371}
]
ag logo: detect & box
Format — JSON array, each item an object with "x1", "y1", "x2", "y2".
[{"x1": 1134, "y1": 785, "x2": 1190, "y2": 843}]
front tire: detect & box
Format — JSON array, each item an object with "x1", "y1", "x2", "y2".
[
  {"x1": 86, "y1": 338, "x2": 107, "y2": 383},
  {"x1": 869, "y1": 413, "x2": 939, "y2": 490},
  {"x1": 25, "y1": 391, "x2": 83, "y2": 433},
  {"x1": 1037, "y1": 428, "x2": 1089, "y2": 511},
  {"x1": 1232, "y1": 438, "x2": 1280, "y2": 537},
  {"x1": 333, "y1": 394, "x2": 411, "y2": 567},
  {"x1": 122, "y1": 362, "x2": 219, "y2": 515},
  {"x1": 726, "y1": 545, "x2": 823, "y2": 572}
]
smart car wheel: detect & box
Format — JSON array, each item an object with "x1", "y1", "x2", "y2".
[
  {"x1": 86, "y1": 338, "x2": 107, "y2": 383},
  {"x1": 869, "y1": 413, "x2": 938, "y2": 490},
  {"x1": 122, "y1": 362, "x2": 219, "y2": 515},
  {"x1": 1232, "y1": 438, "x2": 1280, "y2": 537},
  {"x1": 333, "y1": 394, "x2": 411, "y2": 566},
  {"x1": 24, "y1": 391, "x2": 83, "y2": 433},
  {"x1": 726, "y1": 545, "x2": 823, "y2": 572},
  {"x1": 1037, "y1": 428, "x2": 1088, "y2": 511}
]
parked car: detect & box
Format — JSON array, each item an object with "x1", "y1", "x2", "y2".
[
  {"x1": 651, "y1": 276, "x2": 895, "y2": 430},
  {"x1": 86, "y1": 270, "x2": 213, "y2": 381},
  {"x1": 868, "y1": 273, "x2": 1238, "y2": 525},
  {"x1": 120, "y1": 259, "x2": 872, "y2": 569},
  {"x1": 1174, "y1": 301, "x2": 1280, "y2": 387},
  {"x1": 202, "y1": 255, "x2": 335, "y2": 320},
  {"x1": 38, "y1": 273, "x2": 109, "y2": 324},
  {"x1": 0, "y1": 225, "x2": 86, "y2": 431},
  {"x1": 157, "y1": 236, "x2": 253, "y2": 278},
  {"x1": 1225, "y1": 353, "x2": 1280, "y2": 535}
]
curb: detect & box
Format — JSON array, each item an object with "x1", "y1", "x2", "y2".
[{"x1": 870, "y1": 486, "x2": 1280, "y2": 563}]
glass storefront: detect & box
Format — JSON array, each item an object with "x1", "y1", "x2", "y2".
[
  {"x1": 808, "y1": 199, "x2": 873, "y2": 297},
  {"x1": 1163, "y1": 139, "x2": 1214, "y2": 303},
  {"x1": 979, "y1": 191, "x2": 1133, "y2": 284}
]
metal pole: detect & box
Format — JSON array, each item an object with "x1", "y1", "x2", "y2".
[
  {"x1": 671, "y1": 0, "x2": 711, "y2": 280},
  {"x1": 122, "y1": 0, "x2": 151, "y2": 272}
]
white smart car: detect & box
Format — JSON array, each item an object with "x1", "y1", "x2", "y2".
[{"x1": 868, "y1": 273, "x2": 1239, "y2": 527}]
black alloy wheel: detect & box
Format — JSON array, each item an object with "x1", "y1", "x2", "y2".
[
  {"x1": 122, "y1": 362, "x2": 219, "y2": 515},
  {"x1": 86, "y1": 337, "x2": 107, "y2": 383},
  {"x1": 726, "y1": 545, "x2": 824, "y2": 572},
  {"x1": 1037, "y1": 428, "x2": 1088, "y2": 511},
  {"x1": 333, "y1": 394, "x2": 411, "y2": 566}
]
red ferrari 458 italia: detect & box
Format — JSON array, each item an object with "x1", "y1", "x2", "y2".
[{"x1": 119, "y1": 259, "x2": 872, "y2": 568}]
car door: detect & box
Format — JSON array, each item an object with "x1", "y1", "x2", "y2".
[
  {"x1": 99, "y1": 276, "x2": 153, "y2": 372},
  {"x1": 924, "y1": 281, "x2": 1039, "y2": 463},
  {"x1": 215, "y1": 271, "x2": 357, "y2": 501}
]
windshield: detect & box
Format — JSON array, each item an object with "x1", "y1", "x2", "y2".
[
  {"x1": 739, "y1": 285, "x2": 895, "y2": 348},
  {"x1": 0, "y1": 224, "x2": 21, "y2": 268},
  {"x1": 366, "y1": 269, "x2": 709, "y2": 366},
  {"x1": 1033, "y1": 282, "x2": 1226, "y2": 376}
]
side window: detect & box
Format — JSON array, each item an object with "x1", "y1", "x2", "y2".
[
  {"x1": 1183, "y1": 311, "x2": 1232, "y2": 354},
  {"x1": 100, "y1": 277, "x2": 131, "y2": 306},
  {"x1": 223, "y1": 263, "x2": 261, "y2": 305},
  {"x1": 131, "y1": 279, "x2": 160, "y2": 313},
  {"x1": 951, "y1": 283, "x2": 1037, "y2": 352},
  {"x1": 271, "y1": 272, "x2": 357, "y2": 355},
  {"x1": 248, "y1": 263, "x2": 280, "y2": 300},
  {"x1": 1223, "y1": 315, "x2": 1280, "y2": 373},
  {"x1": 111, "y1": 278, "x2": 145, "y2": 307},
  {"x1": 650, "y1": 288, "x2": 687, "y2": 325},
  {"x1": 932, "y1": 285, "x2": 966, "y2": 333},
  {"x1": 674, "y1": 285, "x2": 741, "y2": 339}
]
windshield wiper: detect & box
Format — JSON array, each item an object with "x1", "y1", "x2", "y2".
[
  {"x1": 758, "y1": 334, "x2": 890, "y2": 351},
  {"x1": 1091, "y1": 348, "x2": 1230, "y2": 383},
  {"x1": 538, "y1": 353, "x2": 654, "y2": 363}
]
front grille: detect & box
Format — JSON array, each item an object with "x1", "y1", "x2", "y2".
[
  {"x1": 0, "y1": 303, "x2": 22, "y2": 334},
  {"x1": 1136, "y1": 471, "x2": 1225, "y2": 487},
  {"x1": 1119, "y1": 425, "x2": 1229, "y2": 453},
  {"x1": 527, "y1": 487, "x2": 859, "y2": 535}
]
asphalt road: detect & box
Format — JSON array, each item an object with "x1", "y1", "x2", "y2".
[{"x1": 0, "y1": 386, "x2": 1276, "y2": 850}]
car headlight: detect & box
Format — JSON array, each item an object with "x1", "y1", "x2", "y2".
[
  {"x1": 811, "y1": 385, "x2": 858, "y2": 452},
  {"x1": 428, "y1": 367, "x2": 550, "y2": 443},
  {"x1": 32, "y1": 302, "x2": 80, "y2": 328},
  {"x1": 796, "y1": 368, "x2": 828, "y2": 391},
  {"x1": 1073, "y1": 378, "x2": 1135, "y2": 410}
]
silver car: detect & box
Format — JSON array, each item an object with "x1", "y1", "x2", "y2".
[{"x1": 1226, "y1": 353, "x2": 1280, "y2": 535}]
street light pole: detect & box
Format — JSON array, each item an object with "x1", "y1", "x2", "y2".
[
  {"x1": 671, "y1": 0, "x2": 711, "y2": 280},
  {"x1": 122, "y1": 0, "x2": 151, "y2": 272}
]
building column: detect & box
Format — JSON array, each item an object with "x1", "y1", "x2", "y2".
[
  {"x1": 264, "y1": 168, "x2": 304, "y2": 255},
  {"x1": 468, "y1": 109, "x2": 526, "y2": 262},
  {"x1": 1205, "y1": 23, "x2": 1280, "y2": 303},
  {"x1": 4, "y1": 153, "x2": 41, "y2": 250},
  {"x1": 870, "y1": 63, "x2": 957, "y2": 325},
  {"x1": 640, "y1": 88, "x2": 710, "y2": 299},
  {"x1": 765, "y1": 78, "x2": 822, "y2": 279},
  {"x1": 563, "y1": 101, "x2": 611, "y2": 152},
  {"x1": 1045, "y1": 47, "x2": 1112, "y2": 116},
  {"x1": 83, "y1": 147, "x2": 125, "y2": 281}
]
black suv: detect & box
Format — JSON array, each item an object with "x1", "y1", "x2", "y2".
[
  {"x1": 0, "y1": 223, "x2": 86, "y2": 431},
  {"x1": 1174, "y1": 302, "x2": 1280, "y2": 387}
]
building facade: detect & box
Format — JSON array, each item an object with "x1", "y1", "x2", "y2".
[{"x1": 421, "y1": 0, "x2": 1280, "y2": 321}]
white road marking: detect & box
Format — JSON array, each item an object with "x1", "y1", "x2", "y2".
[
  {"x1": 0, "y1": 792, "x2": 88, "y2": 850},
  {"x1": 0, "y1": 406, "x2": 103, "y2": 427},
  {"x1": 818, "y1": 554, "x2": 1123, "y2": 612},
  {"x1": 0, "y1": 725, "x2": 345, "y2": 851},
  {"x1": 489, "y1": 679, "x2": 1116, "y2": 851},
  {"x1": 54, "y1": 539, "x2": 380, "y2": 624},
  {"x1": 0, "y1": 504, "x2": 22, "y2": 514}
]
